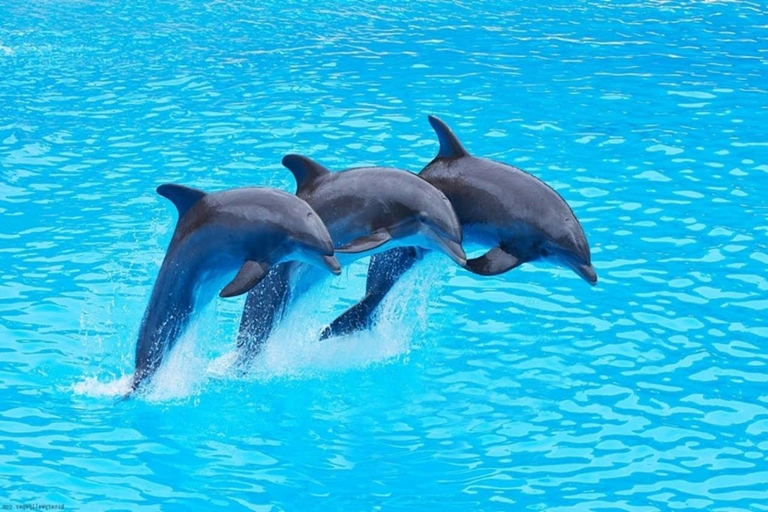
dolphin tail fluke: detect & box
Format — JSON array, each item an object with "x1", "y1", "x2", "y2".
[
  {"x1": 465, "y1": 246, "x2": 521, "y2": 276},
  {"x1": 320, "y1": 294, "x2": 379, "y2": 340},
  {"x1": 220, "y1": 261, "x2": 270, "y2": 298},
  {"x1": 428, "y1": 115, "x2": 469, "y2": 159},
  {"x1": 157, "y1": 184, "x2": 207, "y2": 219},
  {"x1": 282, "y1": 154, "x2": 332, "y2": 195}
]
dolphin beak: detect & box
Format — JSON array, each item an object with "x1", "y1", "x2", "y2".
[
  {"x1": 444, "y1": 239, "x2": 467, "y2": 267},
  {"x1": 553, "y1": 251, "x2": 597, "y2": 285},
  {"x1": 425, "y1": 229, "x2": 466, "y2": 267},
  {"x1": 572, "y1": 262, "x2": 598, "y2": 285},
  {"x1": 322, "y1": 254, "x2": 342, "y2": 275}
]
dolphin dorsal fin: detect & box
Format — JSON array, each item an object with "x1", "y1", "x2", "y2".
[
  {"x1": 156, "y1": 184, "x2": 207, "y2": 219},
  {"x1": 282, "y1": 154, "x2": 331, "y2": 195},
  {"x1": 428, "y1": 115, "x2": 469, "y2": 159}
]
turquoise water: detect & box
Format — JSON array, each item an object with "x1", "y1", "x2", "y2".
[{"x1": 2, "y1": 0, "x2": 768, "y2": 509}]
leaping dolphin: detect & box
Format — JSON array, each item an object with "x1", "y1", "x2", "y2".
[
  {"x1": 282, "y1": 154, "x2": 466, "y2": 264},
  {"x1": 321, "y1": 115, "x2": 597, "y2": 339},
  {"x1": 236, "y1": 155, "x2": 466, "y2": 359},
  {"x1": 132, "y1": 185, "x2": 340, "y2": 392}
]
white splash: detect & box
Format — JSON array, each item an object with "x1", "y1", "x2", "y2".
[
  {"x1": 72, "y1": 374, "x2": 133, "y2": 398},
  {"x1": 74, "y1": 253, "x2": 446, "y2": 402}
]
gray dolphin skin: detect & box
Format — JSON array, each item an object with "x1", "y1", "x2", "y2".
[
  {"x1": 132, "y1": 185, "x2": 340, "y2": 392},
  {"x1": 236, "y1": 155, "x2": 466, "y2": 358},
  {"x1": 281, "y1": 154, "x2": 466, "y2": 264},
  {"x1": 321, "y1": 115, "x2": 597, "y2": 339}
]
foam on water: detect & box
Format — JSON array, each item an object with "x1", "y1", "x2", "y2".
[
  {"x1": 72, "y1": 254, "x2": 441, "y2": 401},
  {"x1": 71, "y1": 374, "x2": 134, "y2": 398}
]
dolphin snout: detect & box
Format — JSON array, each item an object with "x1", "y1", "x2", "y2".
[
  {"x1": 442, "y1": 239, "x2": 467, "y2": 267},
  {"x1": 554, "y1": 246, "x2": 597, "y2": 286},
  {"x1": 426, "y1": 229, "x2": 466, "y2": 267},
  {"x1": 322, "y1": 254, "x2": 342, "y2": 275},
  {"x1": 573, "y1": 262, "x2": 598, "y2": 285},
  {"x1": 445, "y1": 226, "x2": 463, "y2": 244}
]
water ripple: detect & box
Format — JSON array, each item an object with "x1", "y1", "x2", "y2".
[{"x1": 1, "y1": 0, "x2": 768, "y2": 509}]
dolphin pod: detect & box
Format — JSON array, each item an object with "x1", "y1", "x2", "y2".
[
  {"x1": 128, "y1": 116, "x2": 597, "y2": 393},
  {"x1": 321, "y1": 116, "x2": 596, "y2": 339},
  {"x1": 236, "y1": 154, "x2": 467, "y2": 359}
]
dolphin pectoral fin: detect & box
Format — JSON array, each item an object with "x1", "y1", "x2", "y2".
[
  {"x1": 220, "y1": 261, "x2": 270, "y2": 298},
  {"x1": 336, "y1": 230, "x2": 393, "y2": 253},
  {"x1": 465, "y1": 246, "x2": 521, "y2": 276}
]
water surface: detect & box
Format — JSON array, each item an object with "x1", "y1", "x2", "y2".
[{"x1": 1, "y1": 0, "x2": 768, "y2": 510}]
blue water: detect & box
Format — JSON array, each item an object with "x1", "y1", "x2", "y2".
[{"x1": 2, "y1": 0, "x2": 768, "y2": 509}]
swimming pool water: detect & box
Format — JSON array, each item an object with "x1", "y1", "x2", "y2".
[{"x1": 2, "y1": 0, "x2": 768, "y2": 510}]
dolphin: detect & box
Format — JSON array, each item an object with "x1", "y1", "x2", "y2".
[
  {"x1": 132, "y1": 184, "x2": 340, "y2": 391},
  {"x1": 236, "y1": 154, "x2": 466, "y2": 358},
  {"x1": 321, "y1": 115, "x2": 597, "y2": 339},
  {"x1": 281, "y1": 154, "x2": 466, "y2": 264}
]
